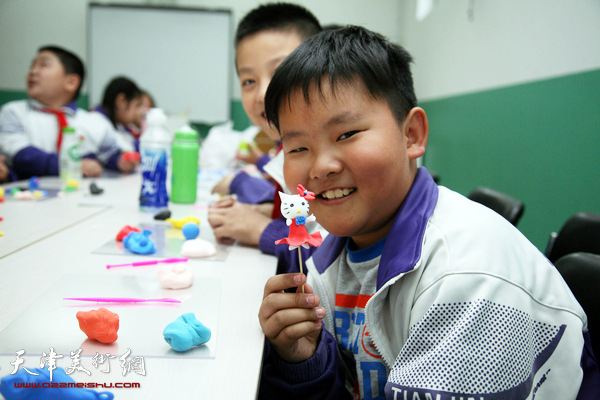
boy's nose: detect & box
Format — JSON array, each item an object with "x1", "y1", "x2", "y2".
[
  {"x1": 257, "y1": 81, "x2": 269, "y2": 104},
  {"x1": 310, "y1": 151, "x2": 343, "y2": 180}
]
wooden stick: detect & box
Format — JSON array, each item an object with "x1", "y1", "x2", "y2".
[{"x1": 298, "y1": 247, "x2": 305, "y2": 293}]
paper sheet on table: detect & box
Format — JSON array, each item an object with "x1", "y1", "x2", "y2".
[
  {"x1": 92, "y1": 222, "x2": 231, "y2": 261},
  {"x1": 0, "y1": 273, "x2": 220, "y2": 360}
]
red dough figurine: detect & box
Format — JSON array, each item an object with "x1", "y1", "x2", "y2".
[
  {"x1": 275, "y1": 185, "x2": 322, "y2": 249},
  {"x1": 275, "y1": 185, "x2": 322, "y2": 292}
]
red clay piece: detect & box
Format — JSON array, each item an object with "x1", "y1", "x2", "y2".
[
  {"x1": 122, "y1": 151, "x2": 141, "y2": 163},
  {"x1": 76, "y1": 308, "x2": 119, "y2": 343},
  {"x1": 116, "y1": 225, "x2": 141, "y2": 242}
]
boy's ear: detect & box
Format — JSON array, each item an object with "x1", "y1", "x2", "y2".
[
  {"x1": 403, "y1": 107, "x2": 428, "y2": 160},
  {"x1": 64, "y1": 74, "x2": 80, "y2": 96}
]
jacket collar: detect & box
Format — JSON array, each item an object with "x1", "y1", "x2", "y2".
[
  {"x1": 312, "y1": 167, "x2": 439, "y2": 290},
  {"x1": 28, "y1": 99, "x2": 78, "y2": 116},
  {"x1": 92, "y1": 105, "x2": 109, "y2": 118},
  {"x1": 377, "y1": 167, "x2": 438, "y2": 290}
]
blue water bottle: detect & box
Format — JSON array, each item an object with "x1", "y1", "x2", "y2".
[{"x1": 139, "y1": 108, "x2": 170, "y2": 212}]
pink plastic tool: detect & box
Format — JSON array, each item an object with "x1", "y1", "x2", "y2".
[
  {"x1": 63, "y1": 297, "x2": 181, "y2": 303},
  {"x1": 106, "y1": 257, "x2": 188, "y2": 269}
]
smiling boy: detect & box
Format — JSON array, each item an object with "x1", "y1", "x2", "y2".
[
  {"x1": 0, "y1": 45, "x2": 137, "y2": 181},
  {"x1": 208, "y1": 3, "x2": 324, "y2": 272},
  {"x1": 258, "y1": 26, "x2": 598, "y2": 400}
]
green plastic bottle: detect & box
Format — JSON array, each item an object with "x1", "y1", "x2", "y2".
[{"x1": 170, "y1": 126, "x2": 199, "y2": 203}]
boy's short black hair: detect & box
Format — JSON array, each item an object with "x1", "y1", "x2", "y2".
[
  {"x1": 265, "y1": 26, "x2": 417, "y2": 131},
  {"x1": 101, "y1": 76, "x2": 142, "y2": 127},
  {"x1": 38, "y1": 45, "x2": 85, "y2": 101},
  {"x1": 235, "y1": 2, "x2": 321, "y2": 47}
]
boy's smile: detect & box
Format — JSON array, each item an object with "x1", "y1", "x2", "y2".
[
  {"x1": 236, "y1": 30, "x2": 303, "y2": 141},
  {"x1": 279, "y1": 80, "x2": 421, "y2": 249}
]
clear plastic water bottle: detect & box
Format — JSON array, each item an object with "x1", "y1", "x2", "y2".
[
  {"x1": 139, "y1": 108, "x2": 170, "y2": 212},
  {"x1": 171, "y1": 125, "x2": 199, "y2": 204},
  {"x1": 59, "y1": 126, "x2": 82, "y2": 182}
]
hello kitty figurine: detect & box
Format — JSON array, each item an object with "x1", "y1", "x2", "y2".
[{"x1": 275, "y1": 184, "x2": 323, "y2": 250}]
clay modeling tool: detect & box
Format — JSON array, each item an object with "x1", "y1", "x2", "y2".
[
  {"x1": 64, "y1": 297, "x2": 181, "y2": 303},
  {"x1": 106, "y1": 257, "x2": 188, "y2": 269}
]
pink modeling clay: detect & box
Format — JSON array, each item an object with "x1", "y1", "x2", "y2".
[
  {"x1": 158, "y1": 263, "x2": 194, "y2": 289},
  {"x1": 275, "y1": 185, "x2": 323, "y2": 292},
  {"x1": 116, "y1": 225, "x2": 141, "y2": 242},
  {"x1": 76, "y1": 308, "x2": 119, "y2": 344}
]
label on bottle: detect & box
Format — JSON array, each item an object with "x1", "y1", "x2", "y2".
[
  {"x1": 59, "y1": 143, "x2": 81, "y2": 182},
  {"x1": 139, "y1": 148, "x2": 169, "y2": 210}
]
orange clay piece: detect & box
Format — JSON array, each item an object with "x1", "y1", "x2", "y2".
[{"x1": 76, "y1": 308, "x2": 119, "y2": 344}]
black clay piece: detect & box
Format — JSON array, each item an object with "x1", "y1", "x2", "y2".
[
  {"x1": 90, "y1": 182, "x2": 104, "y2": 195},
  {"x1": 154, "y1": 209, "x2": 172, "y2": 220}
]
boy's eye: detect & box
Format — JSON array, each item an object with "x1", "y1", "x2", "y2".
[
  {"x1": 338, "y1": 131, "x2": 359, "y2": 141},
  {"x1": 288, "y1": 147, "x2": 307, "y2": 154}
]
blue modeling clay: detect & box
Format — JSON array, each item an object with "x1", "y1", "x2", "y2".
[
  {"x1": 181, "y1": 222, "x2": 200, "y2": 240},
  {"x1": 122, "y1": 229, "x2": 156, "y2": 255},
  {"x1": 0, "y1": 367, "x2": 113, "y2": 400},
  {"x1": 163, "y1": 313, "x2": 211, "y2": 352},
  {"x1": 28, "y1": 176, "x2": 40, "y2": 190}
]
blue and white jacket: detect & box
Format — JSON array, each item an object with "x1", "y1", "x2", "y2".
[
  {"x1": 260, "y1": 168, "x2": 599, "y2": 400},
  {"x1": 0, "y1": 99, "x2": 122, "y2": 180}
]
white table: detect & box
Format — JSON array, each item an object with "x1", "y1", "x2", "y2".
[
  {"x1": 0, "y1": 172, "x2": 277, "y2": 399},
  {"x1": 0, "y1": 178, "x2": 108, "y2": 259}
]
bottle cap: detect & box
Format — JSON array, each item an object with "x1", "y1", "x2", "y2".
[
  {"x1": 146, "y1": 108, "x2": 167, "y2": 125},
  {"x1": 62, "y1": 126, "x2": 76, "y2": 134},
  {"x1": 174, "y1": 125, "x2": 198, "y2": 141}
]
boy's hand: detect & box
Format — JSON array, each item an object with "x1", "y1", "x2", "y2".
[
  {"x1": 259, "y1": 273, "x2": 325, "y2": 363},
  {"x1": 0, "y1": 155, "x2": 9, "y2": 183},
  {"x1": 207, "y1": 199, "x2": 271, "y2": 245},
  {"x1": 82, "y1": 159, "x2": 102, "y2": 177},
  {"x1": 211, "y1": 196, "x2": 273, "y2": 216},
  {"x1": 236, "y1": 142, "x2": 265, "y2": 165},
  {"x1": 211, "y1": 173, "x2": 235, "y2": 196},
  {"x1": 117, "y1": 153, "x2": 139, "y2": 173},
  {"x1": 210, "y1": 195, "x2": 236, "y2": 209}
]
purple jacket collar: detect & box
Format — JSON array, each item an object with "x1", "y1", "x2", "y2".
[
  {"x1": 28, "y1": 99, "x2": 78, "y2": 115},
  {"x1": 92, "y1": 105, "x2": 109, "y2": 118},
  {"x1": 312, "y1": 167, "x2": 439, "y2": 290}
]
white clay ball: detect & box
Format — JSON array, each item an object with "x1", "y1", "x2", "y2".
[
  {"x1": 181, "y1": 238, "x2": 217, "y2": 258},
  {"x1": 157, "y1": 263, "x2": 194, "y2": 290}
]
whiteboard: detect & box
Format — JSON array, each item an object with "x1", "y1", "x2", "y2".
[{"x1": 88, "y1": 4, "x2": 231, "y2": 124}]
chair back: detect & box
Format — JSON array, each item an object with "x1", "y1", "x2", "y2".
[
  {"x1": 467, "y1": 187, "x2": 525, "y2": 226},
  {"x1": 554, "y1": 252, "x2": 600, "y2": 357},
  {"x1": 546, "y1": 212, "x2": 600, "y2": 263}
]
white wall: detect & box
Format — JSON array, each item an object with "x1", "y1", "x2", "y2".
[
  {"x1": 398, "y1": 0, "x2": 600, "y2": 101},
  {"x1": 0, "y1": 0, "x2": 402, "y2": 101},
  {"x1": 6, "y1": 1, "x2": 596, "y2": 105},
  {"x1": 0, "y1": 0, "x2": 87, "y2": 91}
]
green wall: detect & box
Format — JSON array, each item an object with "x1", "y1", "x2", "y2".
[
  {"x1": 421, "y1": 69, "x2": 600, "y2": 250},
  {"x1": 0, "y1": 89, "x2": 89, "y2": 109}
]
